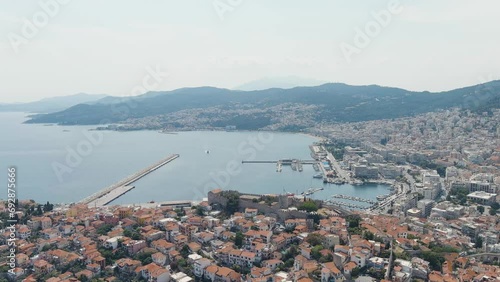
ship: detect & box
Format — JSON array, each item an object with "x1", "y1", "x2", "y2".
[
  {"x1": 376, "y1": 194, "x2": 389, "y2": 201},
  {"x1": 313, "y1": 173, "x2": 323, "y2": 179}
]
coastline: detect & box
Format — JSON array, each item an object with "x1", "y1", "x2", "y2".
[{"x1": 5, "y1": 112, "x2": 393, "y2": 206}]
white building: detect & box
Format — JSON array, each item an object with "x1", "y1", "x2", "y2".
[
  {"x1": 417, "y1": 200, "x2": 435, "y2": 218},
  {"x1": 193, "y1": 258, "x2": 212, "y2": 277},
  {"x1": 467, "y1": 191, "x2": 496, "y2": 205}
]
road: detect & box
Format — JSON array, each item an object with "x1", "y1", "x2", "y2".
[{"x1": 322, "y1": 146, "x2": 352, "y2": 182}]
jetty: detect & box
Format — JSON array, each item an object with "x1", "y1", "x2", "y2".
[
  {"x1": 81, "y1": 154, "x2": 180, "y2": 206},
  {"x1": 301, "y1": 187, "x2": 324, "y2": 196}
]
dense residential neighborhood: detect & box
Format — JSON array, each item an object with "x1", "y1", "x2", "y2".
[
  {"x1": 1, "y1": 109, "x2": 499, "y2": 282},
  {"x1": 1, "y1": 182, "x2": 499, "y2": 281},
  {"x1": 2, "y1": 0, "x2": 500, "y2": 281}
]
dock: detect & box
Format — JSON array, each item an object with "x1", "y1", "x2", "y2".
[
  {"x1": 325, "y1": 200, "x2": 368, "y2": 210},
  {"x1": 80, "y1": 154, "x2": 180, "y2": 206},
  {"x1": 87, "y1": 185, "x2": 135, "y2": 207},
  {"x1": 331, "y1": 194, "x2": 376, "y2": 205},
  {"x1": 242, "y1": 159, "x2": 316, "y2": 164},
  {"x1": 301, "y1": 187, "x2": 324, "y2": 196}
]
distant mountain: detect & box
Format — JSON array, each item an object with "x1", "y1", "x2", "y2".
[
  {"x1": 25, "y1": 81, "x2": 500, "y2": 130},
  {"x1": 234, "y1": 76, "x2": 328, "y2": 91},
  {"x1": 0, "y1": 93, "x2": 108, "y2": 113}
]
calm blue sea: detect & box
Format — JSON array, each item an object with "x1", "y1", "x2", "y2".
[{"x1": 0, "y1": 112, "x2": 389, "y2": 205}]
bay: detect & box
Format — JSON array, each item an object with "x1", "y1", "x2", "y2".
[{"x1": 0, "y1": 112, "x2": 389, "y2": 206}]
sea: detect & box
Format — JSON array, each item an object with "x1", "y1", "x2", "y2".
[{"x1": 0, "y1": 112, "x2": 390, "y2": 206}]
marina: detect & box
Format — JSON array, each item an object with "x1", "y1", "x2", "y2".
[
  {"x1": 324, "y1": 200, "x2": 368, "y2": 210},
  {"x1": 242, "y1": 159, "x2": 316, "y2": 164},
  {"x1": 331, "y1": 194, "x2": 377, "y2": 205},
  {"x1": 243, "y1": 159, "x2": 315, "y2": 173}
]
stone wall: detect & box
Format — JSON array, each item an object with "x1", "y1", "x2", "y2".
[
  {"x1": 238, "y1": 199, "x2": 310, "y2": 222},
  {"x1": 208, "y1": 189, "x2": 316, "y2": 222}
]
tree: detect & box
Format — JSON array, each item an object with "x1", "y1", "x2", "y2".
[
  {"x1": 346, "y1": 215, "x2": 361, "y2": 228},
  {"x1": 235, "y1": 231, "x2": 244, "y2": 248},
  {"x1": 298, "y1": 201, "x2": 318, "y2": 212},
  {"x1": 351, "y1": 267, "x2": 360, "y2": 277},
  {"x1": 44, "y1": 201, "x2": 54, "y2": 212},
  {"x1": 311, "y1": 245, "x2": 324, "y2": 260},
  {"x1": 319, "y1": 253, "x2": 333, "y2": 263},
  {"x1": 283, "y1": 245, "x2": 299, "y2": 262},
  {"x1": 421, "y1": 251, "x2": 445, "y2": 271},
  {"x1": 490, "y1": 202, "x2": 499, "y2": 215},
  {"x1": 178, "y1": 259, "x2": 187, "y2": 268},
  {"x1": 307, "y1": 213, "x2": 321, "y2": 224},
  {"x1": 475, "y1": 237, "x2": 483, "y2": 249},
  {"x1": 97, "y1": 224, "x2": 113, "y2": 235},
  {"x1": 221, "y1": 191, "x2": 240, "y2": 214},
  {"x1": 135, "y1": 251, "x2": 153, "y2": 265},
  {"x1": 305, "y1": 233, "x2": 325, "y2": 246},
  {"x1": 477, "y1": 205, "x2": 485, "y2": 214},
  {"x1": 181, "y1": 245, "x2": 190, "y2": 258},
  {"x1": 34, "y1": 205, "x2": 43, "y2": 216},
  {"x1": 196, "y1": 206, "x2": 204, "y2": 216},
  {"x1": 363, "y1": 231, "x2": 374, "y2": 241},
  {"x1": 367, "y1": 267, "x2": 385, "y2": 280}
]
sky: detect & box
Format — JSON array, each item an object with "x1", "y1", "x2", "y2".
[{"x1": 1, "y1": 0, "x2": 500, "y2": 103}]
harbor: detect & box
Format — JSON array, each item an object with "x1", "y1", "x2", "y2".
[
  {"x1": 242, "y1": 159, "x2": 316, "y2": 164},
  {"x1": 324, "y1": 199, "x2": 369, "y2": 210},
  {"x1": 331, "y1": 194, "x2": 377, "y2": 205},
  {"x1": 242, "y1": 159, "x2": 315, "y2": 173},
  {"x1": 241, "y1": 145, "x2": 361, "y2": 185},
  {"x1": 80, "y1": 154, "x2": 180, "y2": 206}
]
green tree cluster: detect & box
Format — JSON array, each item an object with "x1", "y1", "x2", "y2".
[{"x1": 298, "y1": 201, "x2": 318, "y2": 212}]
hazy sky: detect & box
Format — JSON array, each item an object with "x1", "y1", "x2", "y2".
[{"x1": 1, "y1": 0, "x2": 499, "y2": 102}]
